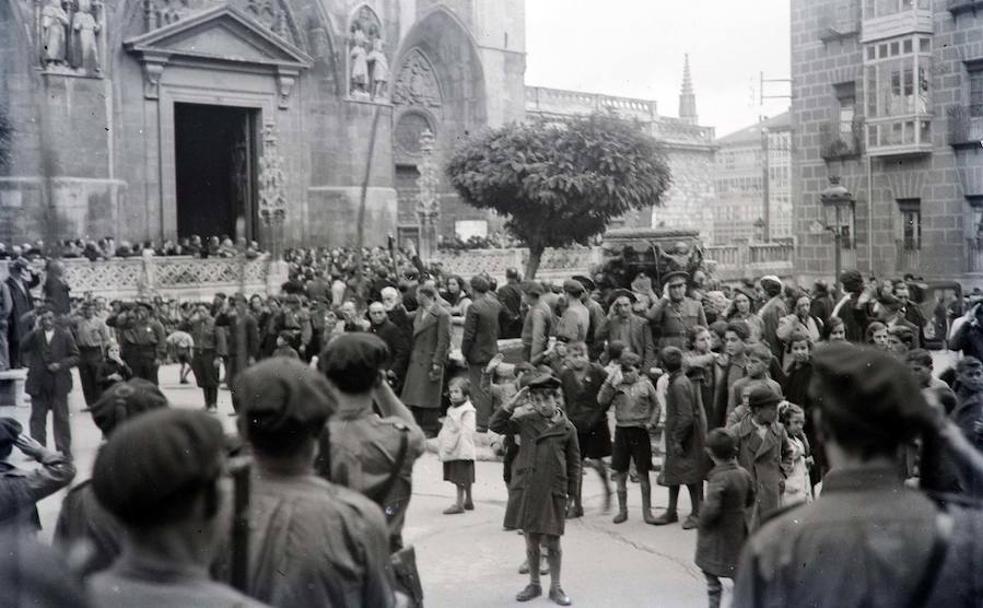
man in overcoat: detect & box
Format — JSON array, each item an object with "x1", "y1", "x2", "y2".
[
  {"x1": 21, "y1": 307, "x2": 79, "y2": 457},
  {"x1": 5, "y1": 257, "x2": 40, "y2": 368},
  {"x1": 489, "y1": 373, "x2": 580, "y2": 606},
  {"x1": 401, "y1": 284, "x2": 450, "y2": 438},
  {"x1": 461, "y1": 275, "x2": 501, "y2": 432},
  {"x1": 368, "y1": 301, "x2": 410, "y2": 392},
  {"x1": 647, "y1": 271, "x2": 707, "y2": 357},
  {"x1": 597, "y1": 289, "x2": 656, "y2": 372}
]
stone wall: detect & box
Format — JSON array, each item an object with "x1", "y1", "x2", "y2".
[{"x1": 791, "y1": 0, "x2": 983, "y2": 284}]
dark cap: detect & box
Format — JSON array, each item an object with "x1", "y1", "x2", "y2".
[
  {"x1": 318, "y1": 333, "x2": 390, "y2": 393},
  {"x1": 519, "y1": 372, "x2": 561, "y2": 390},
  {"x1": 235, "y1": 358, "x2": 335, "y2": 438},
  {"x1": 957, "y1": 356, "x2": 983, "y2": 373},
  {"x1": 608, "y1": 288, "x2": 637, "y2": 306},
  {"x1": 90, "y1": 378, "x2": 169, "y2": 438},
  {"x1": 663, "y1": 270, "x2": 689, "y2": 286},
  {"x1": 812, "y1": 343, "x2": 933, "y2": 442},
  {"x1": 521, "y1": 281, "x2": 544, "y2": 297},
  {"x1": 92, "y1": 409, "x2": 225, "y2": 527},
  {"x1": 10, "y1": 257, "x2": 29, "y2": 270},
  {"x1": 136, "y1": 301, "x2": 154, "y2": 312},
  {"x1": 571, "y1": 275, "x2": 596, "y2": 292},
  {"x1": 562, "y1": 279, "x2": 585, "y2": 296},
  {"x1": 746, "y1": 385, "x2": 782, "y2": 410}
]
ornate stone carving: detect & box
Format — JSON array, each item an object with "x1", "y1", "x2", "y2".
[
  {"x1": 37, "y1": 0, "x2": 104, "y2": 77},
  {"x1": 258, "y1": 123, "x2": 287, "y2": 223},
  {"x1": 143, "y1": 0, "x2": 301, "y2": 47},
  {"x1": 348, "y1": 5, "x2": 388, "y2": 101},
  {"x1": 392, "y1": 49, "x2": 441, "y2": 108},
  {"x1": 144, "y1": 0, "x2": 190, "y2": 31},
  {"x1": 394, "y1": 111, "x2": 433, "y2": 156},
  {"x1": 415, "y1": 129, "x2": 439, "y2": 262}
]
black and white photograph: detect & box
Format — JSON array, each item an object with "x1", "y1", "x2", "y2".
[{"x1": 2, "y1": 0, "x2": 983, "y2": 606}]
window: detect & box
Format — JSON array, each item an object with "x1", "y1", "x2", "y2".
[
  {"x1": 898, "y1": 199, "x2": 921, "y2": 250},
  {"x1": 970, "y1": 65, "x2": 983, "y2": 118}
]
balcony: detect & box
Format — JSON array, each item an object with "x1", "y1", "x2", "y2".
[
  {"x1": 861, "y1": 7, "x2": 933, "y2": 43},
  {"x1": 949, "y1": 0, "x2": 983, "y2": 18},
  {"x1": 947, "y1": 105, "x2": 983, "y2": 150},
  {"x1": 820, "y1": 116, "x2": 864, "y2": 160},
  {"x1": 866, "y1": 115, "x2": 933, "y2": 157},
  {"x1": 819, "y1": 6, "x2": 860, "y2": 44}
]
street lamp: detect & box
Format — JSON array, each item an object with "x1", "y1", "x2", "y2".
[{"x1": 817, "y1": 176, "x2": 854, "y2": 298}]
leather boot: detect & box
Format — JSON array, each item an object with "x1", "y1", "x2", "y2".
[
  {"x1": 641, "y1": 482, "x2": 658, "y2": 525},
  {"x1": 612, "y1": 489, "x2": 628, "y2": 524}
]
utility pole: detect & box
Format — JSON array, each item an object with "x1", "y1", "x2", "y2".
[{"x1": 761, "y1": 126, "x2": 770, "y2": 242}]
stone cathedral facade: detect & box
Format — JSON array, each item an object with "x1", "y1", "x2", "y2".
[{"x1": 0, "y1": 0, "x2": 526, "y2": 248}]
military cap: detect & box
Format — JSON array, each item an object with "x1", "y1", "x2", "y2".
[
  {"x1": 746, "y1": 385, "x2": 782, "y2": 410},
  {"x1": 662, "y1": 270, "x2": 689, "y2": 286},
  {"x1": 90, "y1": 378, "x2": 169, "y2": 438},
  {"x1": 235, "y1": 358, "x2": 335, "y2": 435},
  {"x1": 571, "y1": 275, "x2": 596, "y2": 292},
  {"x1": 562, "y1": 279, "x2": 585, "y2": 296},
  {"x1": 0, "y1": 417, "x2": 22, "y2": 451},
  {"x1": 519, "y1": 372, "x2": 561, "y2": 390},
  {"x1": 812, "y1": 342, "x2": 933, "y2": 439},
  {"x1": 608, "y1": 288, "x2": 637, "y2": 306},
  {"x1": 92, "y1": 409, "x2": 225, "y2": 527},
  {"x1": 521, "y1": 281, "x2": 544, "y2": 297}
]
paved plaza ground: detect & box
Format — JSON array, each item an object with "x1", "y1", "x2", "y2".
[{"x1": 4, "y1": 350, "x2": 959, "y2": 606}]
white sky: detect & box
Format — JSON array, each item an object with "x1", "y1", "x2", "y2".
[{"x1": 525, "y1": 0, "x2": 792, "y2": 138}]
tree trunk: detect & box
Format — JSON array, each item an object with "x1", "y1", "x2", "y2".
[{"x1": 525, "y1": 244, "x2": 544, "y2": 281}]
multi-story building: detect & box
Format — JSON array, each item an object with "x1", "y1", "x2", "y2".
[
  {"x1": 714, "y1": 112, "x2": 793, "y2": 244},
  {"x1": 791, "y1": 0, "x2": 983, "y2": 283},
  {"x1": 526, "y1": 56, "x2": 718, "y2": 241}
]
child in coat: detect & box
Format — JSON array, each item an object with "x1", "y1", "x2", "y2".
[
  {"x1": 437, "y1": 377, "x2": 477, "y2": 515},
  {"x1": 726, "y1": 343, "x2": 784, "y2": 426},
  {"x1": 779, "y1": 402, "x2": 813, "y2": 506},
  {"x1": 97, "y1": 342, "x2": 133, "y2": 394},
  {"x1": 695, "y1": 429, "x2": 755, "y2": 608},
  {"x1": 272, "y1": 330, "x2": 300, "y2": 359}
]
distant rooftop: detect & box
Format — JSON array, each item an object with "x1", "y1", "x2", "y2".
[{"x1": 716, "y1": 112, "x2": 791, "y2": 146}]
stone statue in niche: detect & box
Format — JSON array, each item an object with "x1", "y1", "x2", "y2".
[
  {"x1": 40, "y1": 0, "x2": 70, "y2": 66},
  {"x1": 71, "y1": 0, "x2": 101, "y2": 73},
  {"x1": 368, "y1": 38, "x2": 388, "y2": 99},
  {"x1": 146, "y1": 0, "x2": 190, "y2": 31},
  {"x1": 348, "y1": 6, "x2": 387, "y2": 101}
]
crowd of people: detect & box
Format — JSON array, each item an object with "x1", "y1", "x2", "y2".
[
  {"x1": 2, "y1": 247, "x2": 983, "y2": 607},
  {"x1": 0, "y1": 235, "x2": 267, "y2": 262}
]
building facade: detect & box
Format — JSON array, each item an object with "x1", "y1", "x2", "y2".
[
  {"x1": 525, "y1": 56, "x2": 718, "y2": 241},
  {"x1": 791, "y1": 0, "x2": 983, "y2": 283},
  {"x1": 0, "y1": 0, "x2": 525, "y2": 249},
  {"x1": 714, "y1": 112, "x2": 792, "y2": 245}
]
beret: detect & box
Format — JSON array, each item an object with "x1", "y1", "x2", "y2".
[
  {"x1": 571, "y1": 275, "x2": 596, "y2": 292},
  {"x1": 812, "y1": 342, "x2": 932, "y2": 436},
  {"x1": 319, "y1": 333, "x2": 389, "y2": 377},
  {"x1": 90, "y1": 378, "x2": 169, "y2": 438},
  {"x1": 663, "y1": 270, "x2": 689, "y2": 285},
  {"x1": 92, "y1": 409, "x2": 225, "y2": 526},
  {"x1": 235, "y1": 358, "x2": 335, "y2": 436},
  {"x1": 562, "y1": 279, "x2": 585, "y2": 295},
  {"x1": 746, "y1": 385, "x2": 782, "y2": 410},
  {"x1": 0, "y1": 418, "x2": 22, "y2": 450}
]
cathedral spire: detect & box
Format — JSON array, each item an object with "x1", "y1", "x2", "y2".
[{"x1": 678, "y1": 53, "x2": 698, "y2": 125}]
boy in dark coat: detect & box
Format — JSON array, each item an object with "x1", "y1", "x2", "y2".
[
  {"x1": 653, "y1": 346, "x2": 708, "y2": 529},
  {"x1": 489, "y1": 373, "x2": 580, "y2": 606},
  {"x1": 696, "y1": 429, "x2": 754, "y2": 608}
]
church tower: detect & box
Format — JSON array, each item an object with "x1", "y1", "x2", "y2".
[{"x1": 678, "y1": 53, "x2": 698, "y2": 125}]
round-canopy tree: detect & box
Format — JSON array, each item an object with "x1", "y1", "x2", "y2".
[{"x1": 446, "y1": 112, "x2": 672, "y2": 279}]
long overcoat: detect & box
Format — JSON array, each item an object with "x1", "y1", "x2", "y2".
[
  {"x1": 728, "y1": 415, "x2": 792, "y2": 530},
  {"x1": 22, "y1": 326, "x2": 78, "y2": 397},
  {"x1": 661, "y1": 370, "x2": 708, "y2": 486},
  {"x1": 400, "y1": 304, "x2": 450, "y2": 409},
  {"x1": 489, "y1": 407, "x2": 581, "y2": 537},
  {"x1": 695, "y1": 461, "x2": 755, "y2": 577}
]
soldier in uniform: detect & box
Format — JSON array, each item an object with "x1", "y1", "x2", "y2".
[
  {"x1": 106, "y1": 302, "x2": 166, "y2": 385},
  {"x1": 646, "y1": 271, "x2": 707, "y2": 359},
  {"x1": 70, "y1": 301, "x2": 113, "y2": 407},
  {"x1": 734, "y1": 343, "x2": 983, "y2": 607},
  {"x1": 184, "y1": 303, "x2": 220, "y2": 411},
  {"x1": 215, "y1": 293, "x2": 259, "y2": 410}
]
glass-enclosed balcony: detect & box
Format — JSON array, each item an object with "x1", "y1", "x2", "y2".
[
  {"x1": 862, "y1": 0, "x2": 933, "y2": 43},
  {"x1": 863, "y1": 37, "x2": 934, "y2": 156}
]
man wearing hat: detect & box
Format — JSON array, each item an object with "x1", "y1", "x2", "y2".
[
  {"x1": 5, "y1": 256, "x2": 40, "y2": 368},
  {"x1": 756, "y1": 275, "x2": 787, "y2": 361},
  {"x1": 880, "y1": 293, "x2": 921, "y2": 349},
  {"x1": 832, "y1": 269, "x2": 873, "y2": 343},
  {"x1": 21, "y1": 307, "x2": 79, "y2": 458},
  {"x1": 556, "y1": 279, "x2": 590, "y2": 343},
  {"x1": 401, "y1": 284, "x2": 451, "y2": 437},
  {"x1": 521, "y1": 281, "x2": 554, "y2": 364},
  {"x1": 106, "y1": 301, "x2": 167, "y2": 384},
  {"x1": 54, "y1": 379, "x2": 168, "y2": 576},
  {"x1": 597, "y1": 289, "x2": 656, "y2": 372},
  {"x1": 234, "y1": 359, "x2": 396, "y2": 607},
  {"x1": 734, "y1": 344, "x2": 983, "y2": 607},
  {"x1": 215, "y1": 293, "x2": 260, "y2": 406},
  {"x1": 461, "y1": 275, "x2": 502, "y2": 432},
  {"x1": 0, "y1": 416, "x2": 76, "y2": 532},
  {"x1": 87, "y1": 409, "x2": 267, "y2": 607},
  {"x1": 647, "y1": 270, "x2": 707, "y2": 355},
  {"x1": 489, "y1": 373, "x2": 580, "y2": 606},
  {"x1": 498, "y1": 267, "x2": 525, "y2": 340},
  {"x1": 272, "y1": 293, "x2": 312, "y2": 358}
]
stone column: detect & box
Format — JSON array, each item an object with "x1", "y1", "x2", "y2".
[{"x1": 415, "y1": 129, "x2": 439, "y2": 264}]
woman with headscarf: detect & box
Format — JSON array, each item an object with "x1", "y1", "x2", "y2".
[{"x1": 724, "y1": 286, "x2": 764, "y2": 344}]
